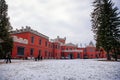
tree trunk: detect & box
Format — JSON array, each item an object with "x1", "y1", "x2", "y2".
[
  {"x1": 115, "y1": 53, "x2": 117, "y2": 61},
  {"x1": 114, "y1": 48, "x2": 118, "y2": 61},
  {"x1": 107, "y1": 50, "x2": 111, "y2": 60}
]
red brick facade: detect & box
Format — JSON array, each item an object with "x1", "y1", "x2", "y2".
[{"x1": 11, "y1": 27, "x2": 106, "y2": 59}]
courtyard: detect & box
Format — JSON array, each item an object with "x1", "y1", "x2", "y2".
[{"x1": 0, "y1": 59, "x2": 120, "y2": 80}]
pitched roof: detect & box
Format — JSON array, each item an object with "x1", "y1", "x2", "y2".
[{"x1": 87, "y1": 41, "x2": 95, "y2": 47}]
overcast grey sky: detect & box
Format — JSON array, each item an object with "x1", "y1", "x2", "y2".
[{"x1": 6, "y1": 0, "x2": 120, "y2": 46}]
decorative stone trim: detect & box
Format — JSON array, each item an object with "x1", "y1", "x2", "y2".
[
  {"x1": 11, "y1": 26, "x2": 49, "y2": 40},
  {"x1": 12, "y1": 36, "x2": 28, "y2": 44},
  {"x1": 62, "y1": 50, "x2": 83, "y2": 52}
]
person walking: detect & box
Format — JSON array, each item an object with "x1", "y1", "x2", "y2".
[
  {"x1": 6, "y1": 52, "x2": 11, "y2": 63},
  {"x1": 37, "y1": 54, "x2": 40, "y2": 61},
  {"x1": 40, "y1": 56, "x2": 42, "y2": 60}
]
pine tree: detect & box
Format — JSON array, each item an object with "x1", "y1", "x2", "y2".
[
  {"x1": 91, "y1": 0, "x2": 120, "y2": 61},
  {"x1": 0, "y1": 0, "x2": 13, "y2": 59}
]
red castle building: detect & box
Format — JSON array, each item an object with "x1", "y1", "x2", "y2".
[{"x1": 10, "y1": 26, "x2": 106, "y2": 59}]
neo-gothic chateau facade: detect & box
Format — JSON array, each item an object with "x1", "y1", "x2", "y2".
[{"x1": 10, "y1": 26, "x2": 106, "y2": 59}]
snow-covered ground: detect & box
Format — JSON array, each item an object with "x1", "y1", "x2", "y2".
[{"x1": 0, "y1": 59, "x2": 120, "y2": 80}]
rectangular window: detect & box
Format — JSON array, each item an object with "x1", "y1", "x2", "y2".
[
  {"x1": 45, "y1": 41, "x2": 47, "y2": 47},
  {"x1": 49, "y1": 44, "x2": 50, "y2": 48},
  {"x1": 84, "y1": 48, "x2": 87, "y2": 52},
  {"x1": 31, "y1": 36, "x2": 34, "y2": 43},
  {"x1": 90, "y1": 48, "x2": 94, "y2": 52},
  {"x1": 61, "y1": 53, "x2": 64, "y2": 57},
  {"x1": 39, "y1": 39, "x2": 42, "y2": 45},
  {"x1": 45, "y1": 51, "x2": 47, "y2": 57},
  {"x1": 56, "y1": 45, "x2": 57, "y2": 49},
  {"x1": 30, "y1": 48, "x2": 34, "y2": 56},
  {"x1": 62, "y1": 48, "x2": 64, "y2": 50},
  {"x1": 53, "y1": 45, "x2": 55, "y2": 48},
  {"x1": 51, "y1": 45, "x2": 53, "y2": 48},
  {"x1": 17, "y1": 47, "x2": 24, "y2": 55}
]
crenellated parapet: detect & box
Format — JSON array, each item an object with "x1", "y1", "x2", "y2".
[
  {"x1": 12, "y1": 36, "x2": 28, "y2": 44},
  {"x1": 11, "y1": 26, "x2": 49, "y2": 40}
]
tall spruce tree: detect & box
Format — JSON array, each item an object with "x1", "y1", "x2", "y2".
[
  {"x1": 0, "y1": 0, "x2": 13, "y2": 58},
  {"x1": 91, "y1": 0, "x2": 120, "y2": 61}
]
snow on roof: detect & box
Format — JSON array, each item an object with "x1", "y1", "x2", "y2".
[
  {"x1": 11, "y1": 26, "x2": 49, "y2": 40},
  {"x1": 64, "y1": 43, "x2": 77, "y2": 47}
]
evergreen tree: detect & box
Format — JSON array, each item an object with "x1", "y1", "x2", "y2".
[
  {"x1": 0, "y1": 0, "x2": 13, "y2": 59},
  {"x1": 91, "y1": 0, "x2": 120, "y2": 60}
]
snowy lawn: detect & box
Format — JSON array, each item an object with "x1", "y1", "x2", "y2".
[{"x1": 0, "y1": 59, "x2": 120, "y2": 80}]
